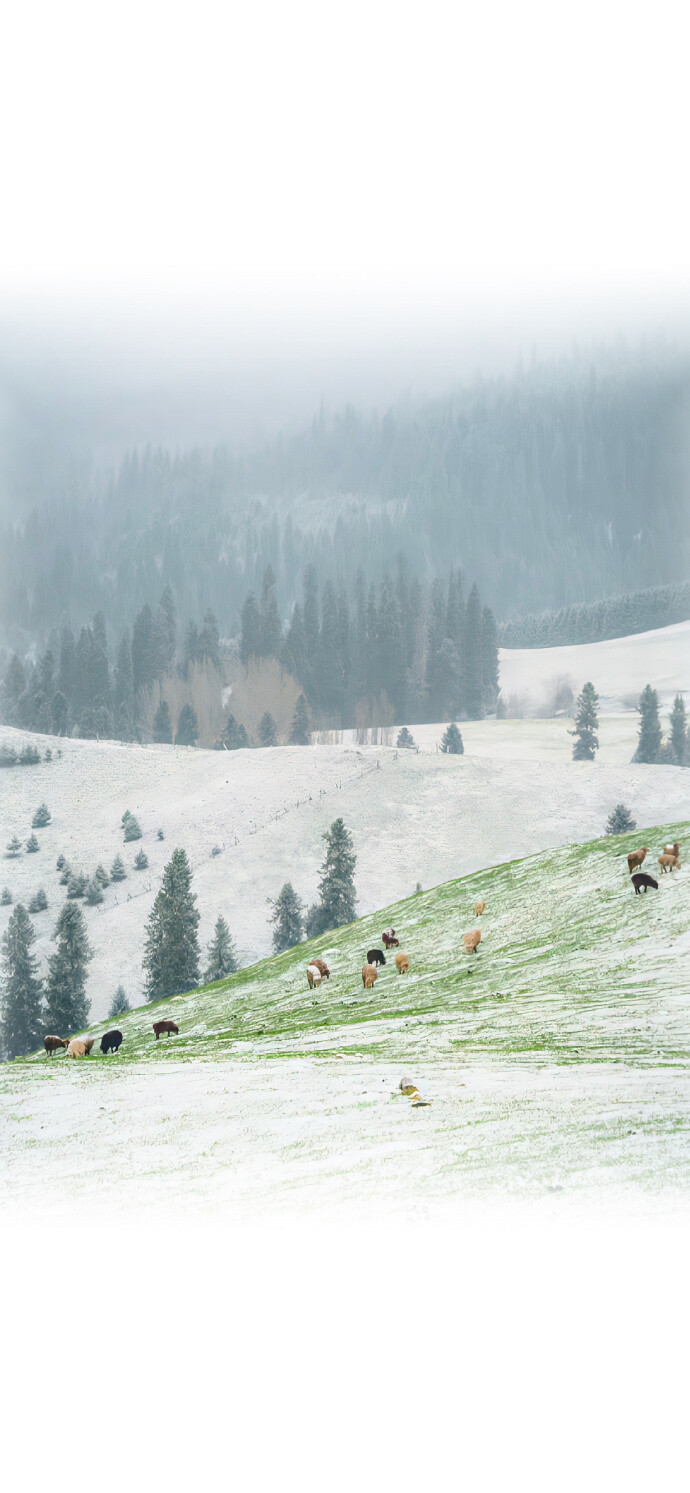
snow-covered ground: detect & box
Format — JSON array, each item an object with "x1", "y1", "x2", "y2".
[
  {"x1": 499, "y1": 619, "x2": 690, "y2": 713},
  {"x1": 1, "y1": 723, "x2": 687, "y2": 1017}
]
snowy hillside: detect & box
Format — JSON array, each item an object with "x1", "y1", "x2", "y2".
[
  {"x1": 2, "y1": 819, "x2": 688, "y2": 1218},
  {"x1": 499, "y1": 619, "x2": 690, "y2": 712},
  {"x1": 1, "y1": 722, "x2": 688, "y2": 1018}
]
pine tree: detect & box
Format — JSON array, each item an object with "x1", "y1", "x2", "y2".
[
  {"x1": 1, "y1": 904, "x2": 44, "y2": 1058},
  {"x1": 159, "y1": 585, "x2": 177, "y2": 671},
  {"x1": 198, "y1": 609, "x2": 220, "y2": 668},
  {"x1": 94, "y1": 864, "x2": 110, "y2": 887},
  {"x1": 32, "y1": 803, "x2": 51, "y2": 828},
  {"x1": 259, "y1": 567, "x2": 281, "y2": 658},
  {"x1": 240, "y1": 593, "x2": 262, "y2": 666},
  {"x1": 669, "y1": 694, "x2": 687, "y2": 764},
  {"x1": 108, "y1": 984, "x2": 131, "y2": 1019},
  {"x1": 1, "y1": 888, "x2": 12, "y2": 905},
  {"x1": 7, "y1": 836, "x2": 22, "y2": 857},
  {"x1": 305, "y1": 819, "x2": 356, "y2": 937},
  {"x1": 67, "y1": 873, "x2": 87, "y2": 898},
  {"x1": 289, "y1": 694, "x2": 311, "y2": 745},
  {"x1": 44, "y1": 901, "x2": 93, "y2": 1034},
  {"x1": 397, "y1": 727, "x2": 416, "y2": 749},
  {"x1": 270, "y1": 883, "x2": 304, "y2": 952},
  {"x1": 84, "y1": 876, "x2": 104, "y2": 905},
  {"x1": 122, "y1": 812, "x2": 142, "y2": 842},
  {"x1": 132, "y1": 604, "x2": 155, "y2": 692},
  {"x1": 204, "y1": 915, "x2": 239, "y2": 981},
  {"x1": 605, "y1": 803, "x2": 637, "y2": 835},
  {"x1": 569, "y1": 682, "x2": 599, "y2": 761},
  {"x1": 51, "y1": 690, "x2": 68, "y2": 736},
  {"x1": 110, "y1": 854, "x2": 127, "y2": 881},
  {"x1": 258, "y1": 712, "x2": 277, "y2": 746},
  {"x1": 153, "y1": 700, "x2": 173, "y2": 743},
  {"x1": 143, "y1": 848, "x2": 200, "y2": 1001},
  {"x1": 28, "y1": 888, "x2": 48, "y2": 913},
  {"x1": 440, "y1": 722, "x2": 464, "y2": 754},
  {"x1": 634, "y1": 685, "x2": 662, "y2": 763},
  {"x1": 176, "y1": 704, "x2": 198, "y2": 746},
  {"x1": 216, "y1": 713, "x2": 249, "y2": 750},
  {"x1": 25, "y1": 833, "x2": 40, "y2": 853},
  {"x1": 481, "y1": 606, "x2": 500, "y2": 711},
  {"x1": 134, "y1": 849, "x2": 149, "y2": 869},
  {"x1": 464, "y1": 584, "x2": 485, "y2": 719}
]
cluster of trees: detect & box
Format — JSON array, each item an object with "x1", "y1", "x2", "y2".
[
  {"x1": 501, "y1": 580, "x2": 690, "y2": 649},
  {"x1": 270, "y1": 819, "x2": 357, "y2": 950},
  {"x1": 0, "y1": 900, "x2": 93, "y2": 1060},
  {"x1": 569, "y1": 682, "x2": 687, "y2": 764},
  {"x1": 3, "y1": 350, "x2": 688, "y2": 654},
  {"x1": 242, "y1": 564, "x2": 499, "y2": 725}
]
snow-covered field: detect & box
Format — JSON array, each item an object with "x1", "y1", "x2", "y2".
[
  {"x1": 1, "y1": 723, "x2": 687, "y2": 1016},
  {"x1": 2, "y1": 821, "x2": 688, "y2": 1219},
  {"x1": 499, "y1": 619, "x2": 690, "y2": 712}
]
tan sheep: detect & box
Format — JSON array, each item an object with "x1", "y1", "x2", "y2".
[
  {"x1": 463, "y1": 930, "x2": 482, "y2": 955},
  {"x1": 474, "y1": 899, "x2": 486, "y2": 917},
  {"x1": 66, "y1": 1037, "x2": 95, "y2": 1058},
  {"x1": 362, "y1": 963, "x2": 378, "y2": 990},
  {"x1": 658, "y1": 853, "x2": 680, "y2": 873},
  {"x1": 664, "y1": 842, "x2": 680, "y2": 858},
  {"x1": 306, "y1": 963, "x2": 322, "y2": 989},
  {"x1": 627, "y1": 847, "x2": 649, "y2": 874},
  {"x1": 395, "y1": 952, "x2": 410, "y2": 973}
]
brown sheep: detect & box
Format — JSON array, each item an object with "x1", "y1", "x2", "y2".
[
  {"x1": 44, "y1": 1035, "x2": 68, "y2": 1057},
  {"x1": 474, "y1": 899, "x2": 486, "y2": 917},
  {"x1": 381, "y1": 929, "x2": 399, "y2": 949},
  {"x1": 658, "y1": 853, "x2": 680, "y2": 873},
  {"x1": 664, "y1": 842, "x2": 680, "y2": 858},
  {"x1": 362, "y1": 963, "x2": 378, "y2": 990},
  {"x1": 395, "y1": 952, "x2": 410, "y2": 973},
  {"x1": 312, "y1": 958, "x2": 330, "y2": 979},
  {"x1": 306, "y1": 963, "x2": 323, "y2": 988},
  {"x1": 627, "y1": 847, "x2": 649, "y2": 874},
  {"x1": 463, "y1": 930, "x2": 482, "y2": 955},
  {"x1": 153, "y1": 1019, "x2": 179, "y2": 1039}
]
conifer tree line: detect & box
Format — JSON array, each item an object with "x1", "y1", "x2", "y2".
[
  {"x1": 500, "y1": 580, "x2": 690, "y2": 649},
  {"x1": 0, "y1": 565, "x2": 500, "y2": 740}
]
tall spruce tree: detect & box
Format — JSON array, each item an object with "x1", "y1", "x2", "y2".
[
  {"x1": 270, "y1": 882, "x2": 304, "y2": 952},
  {"x1": 1, "y1": 904, "x2": 44, "y2": 1058},
  {"x1": 44, "y1": 901, "x2": 93, "y2": 1034},
  {"x1": 464, "y1": 584, "x2": 485, "y2": 719},
  {"x1": 605, "y1": 803, "x2": 636, "y2": 835},
  {"x1": 176, "y1": 704, "x2": 199, "y2": 746},
  {"x1": 440, "y1": 722, "x2": 464, "y2": 754},
  {"x1": 108, "y1": 984, "x2": 131, "y2": 1018},
  {"x1": 153, "y1": 700, "x2": 173, "y2": 743},
  {"x1": 204, "y1": 915, "x2": 238, "y2": 981},
  {"x1": 259, "y1": 567, "x2": 281, "y2": 658},
  {"x1": 289, "y1": 694, "x2": 311, "y2": 744},
  {"x1": 481, "y1": 606, "x2": 500, "y2": 711},
  {"x1": 669, "y1": 694, "x2": 687, "y2": 764},
  {"x1": 305, "y1": 818, "x2": 356, "y2": 937},
  {"x1": 143, "y1": 849, "x2": 200, "y2": 1001},
  {"x1": 634, "y1": 685, "x2": 662, "y2": 763},
  {"x1": 258, "y1": 711, "x2": 277, "y2": 746},
  {"x1": 569, "y1": 682, "x2": 599, "y2": 760}
]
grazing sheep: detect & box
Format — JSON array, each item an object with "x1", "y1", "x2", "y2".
[
  {"x1": 362, "y1": 963, "x2": 378, "y2": 990},
  {"x1": 366, "y1": 948, "x2": 386, "y2": 966},
  {"x1": 152, "y1": 1019, "x2": 179, "y2": 1039},
  {"x1": 395, "y1": 952, "x2": 410, "y2": 973},
  {"x1": 658, "y1": 853, "x2": 680, "y2": 874},
  {"x1": 631, "y1": 872, "x2": 658, "y2": 894},
  {"x1": 306, "y1": 963, "x2": 323, "y2": 989},
  {"x1": 381, "y1": 928, "x2": 399, "y2": 949},
  {"x1": 474, "y1": 899, "x2": 486, "y2": 916},
  {"x1": 312, "y1": 958, "x2": 330, "y2": 979},
  {"x1": 100, "y1": 1029, "x2": 123, "y2": 1055},
  {"x1": 66, "y1": 1038, "x2": 90, "y2": 1058},
  {"x1": 463, "y1": 930, "x2": 482, "y2": 954},
  {"x1": 664, "y1": 842, "x2": 680, "y2": 858},
  {"x1": 44, "y1": 1035, "x2": 68, "y2": 1057},
  {"x1": 627, "y1": 847, "x2": 649, "y2": 875}
]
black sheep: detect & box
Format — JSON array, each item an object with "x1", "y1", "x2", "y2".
[
  {"x1": 100, "y1": 1029, "x2": 124, "y2": 1054},
  {"x1": 631, "y1": 872, "x2": 658, "y2": 894},
  {"x1": 366, "y1": 948, "x2": 386, "y2": 966}
]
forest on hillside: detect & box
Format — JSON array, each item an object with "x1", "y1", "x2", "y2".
[{"x1": 1, "y1": 347, "x2": 688, "y2": 656}]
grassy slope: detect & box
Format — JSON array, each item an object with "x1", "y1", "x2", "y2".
[{"x1": 16, "y1": 818, "x2": 690, "y2": 1073}]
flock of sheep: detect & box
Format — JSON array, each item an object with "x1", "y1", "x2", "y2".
[
  {"x1": 627, "y1": 839, "x2": 681, "y2": 894},
  {"x1": 305, "y1": 904, "x2": 488, "y2": 997}
]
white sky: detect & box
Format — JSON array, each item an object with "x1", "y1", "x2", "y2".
[{"x1": 1, "y1": 0, "x2": 688, "y2": 414}]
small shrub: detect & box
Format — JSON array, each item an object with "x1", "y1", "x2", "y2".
[
  {"x1": 1, "y1": 887, "x2": 12, "y2": 905},
  {"x1": 157, "y1": 829, "x2": 164, "y2": 841},
  {"x1": 85, "y1": 876, "x2": 104, "y2": 904},
  {"x1": 134, "y1": 849, "x2": 149, "y2": 870},
  {"x1": 44, "y1": 748, "x2": 53, "y2": 761},
  {"x1": 59, "y1": 863, "x2": 72, "y2": 884},
  {"x1": 56, "y1": 854, "x2": 66, "y2": 870},
  {"x1": 110, "y1": 855, "x2": 127, "y2": 882},
  {"x1": 32, "y1": 803, "x2": 51, "y2": 828},
  {"x1": 605, "y1": 803, "x2": 637, "y2": 836},
  {"x1": 19, "y1": 744, "x2": 40, "y2": 765},
  {"x1": 6, "y1": 836, "x2": 22, "y2": 858},
  {"x1": 210, "y1": 845, "x2": 223, "y2": 858},
  {"x1": 25, "y1": 833, "x2": 40, "y2": 853},
  {"x1": 0, "y1": 745, "x2": 18, "y2": 767},
  {"x1": 122, "y1": 812, "x2": 142, "y2": 842},
  {"x1": 28, "y1": 888, "x2": 48, "y2": 913}
]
